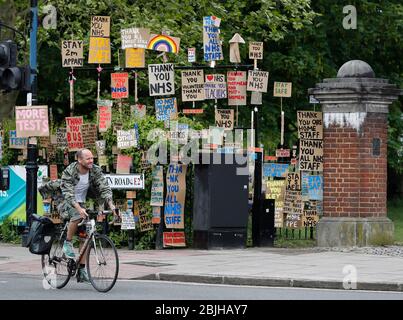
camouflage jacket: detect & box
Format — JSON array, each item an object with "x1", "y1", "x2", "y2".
[
  {"x1": 38, "y1": 178, "x2": 64, "y2": 206},
  {"x1": 60, "y1": 162, "x2": 113, "y2": 207}
]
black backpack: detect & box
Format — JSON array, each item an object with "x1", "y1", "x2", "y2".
[{"x1": 26, "y1": 214, "x2": 55, "y2": 255}]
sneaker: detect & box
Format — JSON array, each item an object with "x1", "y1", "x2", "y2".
[
  {"x1": 77, "y1": 268, "x2": 90, "y2": 284},
  {"x1": 62, "y1": 240, "x2": 76, "y2": 259}
]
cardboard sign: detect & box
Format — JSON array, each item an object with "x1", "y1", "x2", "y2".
[
  {"x1": 163, "y1": 231, "x2": 186, "y2": 247},
  {"x1": 126, "y1": 191, "x2": 136, "y2": 199},
  {"x1": 148, "y1": 64, "x2": 175, "y2": 96},
  {"x1": 95, "y1": 140, "x2": 106, "y2": 156},
  {"x1": 204, "y1": 74, "x2": 227, "y2": 99},
  {"x1": 15, "y1": 106, "x2": 49, "y2": 138},
  {"x1": 215, "y1": 109, "x2": 234, "y2": 130},
  {"x1": 9, "y1": 130, "x2": 28, "y2": 149},
  {"x1": 297, "y1": 111, "x2": 323, "y2": 140},
  {"x1": 299, "y1": 139, "x2": 323, "y2": 172},
  {"x1": 49, "y1": 164, "x2": 58, "y2": 181},
  {"x1": 276, "y1": 149, "x2": 290, "y2": 158},
  {"x1": 117, "y1": 129, "x2": 137, "y2": 149},
  {"x1": 152, "y1": 206, "x2": 161, "y2": 224},
  {"x1": 183, "y1": 109, "x2": 204, "y2": 114},
  {"x1": 249, "y1": 42, "x2": 263, "y2": 60},
  {"x1": 227, "y1": 71, "x2": 247, "y2": 106},
  {"x1": 90, "y1": 16, "x2": 110, "y2": 37},
  {"x1": 250, "y1": 91, "x2": 262, "y2": 105},
  {"x1": 139, "y1": 213, "x2": 153, "y2": 232},
  {"x1": 247, "y1": 70, "x2": 269, "y2": 93},
  {"x1": 131, "y1": 104, "x2": 146, "y2": 118},
  {"x1": 302, "y1": 200, "x2": 320, "y2": 227},
  {"x1": 56, "y1": 128, "x2": 68, "y2": 150},
  {"x1": 81, "y1": 123, "x2": 97, "y2": 149},
  {"x1": 181, "y1": 70, "x2": 205, "y2": 102},
  {"x1": 98, "y1": 100, "x2": 112, "y2": 133},
  {"x1": 65, "y1": 116, "x2": 84, "y2": 151},
  {"x1": 125, "y1": 48, "x2": 145, "y2": 68},
  {"x1": 155, "y1": 97, "x2": 178, "y2": 121},
  {"x1": 263, "y1": 163, "x2": 289, "y2": 178},
  {"x1": 61, "y1": 40, "x2": 84, "y2": 67},
  {"x1": 147, "y1": 34, "x2": 180, "y2": 54},
  {"x1": 266, "y1": 179, "x2": 286, "y2": 228},
  {"x1": 116, "y1": 154, "x2": 132, "y2": 174},
  {"x1": 164, "y1": 164, "x2": 187, "y2": 229},
  {"x1": 88, "y1": 37, "x2": 111, "y2": 64},
  {"x1": 150, "y1": 166, "x2": 164, "y2": 206},
  {"x1": 121, "y1": 27, "x2": 150, "y2": 49},
  {"x1": 203, "y1": 16, "x2": 223, "y2": 61},
  {"x1": 273, "y1": 82, "x2": 292, "y2": 97},
  {"x1": 111, "y1": 73, "x2": 129, "y2": 99},
  {"x1": 105, "y1": 174, "x2": 144, "y2": 189},
  {"x1": 286, "y1": 172, "x2": 301, "y2": 191},
  {"x1": 283, "y1": 190, "x2": 303, "y2": 229},
  {"x1": 188, "y1": 47, "x2": 196, "y2": 62}
]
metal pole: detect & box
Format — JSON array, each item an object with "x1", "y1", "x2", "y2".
[{"x1": 22, "y1": 0, "x2": 39, "y2": 247}]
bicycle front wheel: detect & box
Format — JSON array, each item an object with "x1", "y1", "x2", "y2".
[
  {"x1": 86, "y1": 234, "x2": 119, "y2": 292},
  {"x1": 41, "y1": 237, "x2": 71, "y2": 289}
]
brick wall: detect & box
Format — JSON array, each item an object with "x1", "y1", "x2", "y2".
[{"x1": 323, "y1": 113, "x2": 388, "y2": 218}]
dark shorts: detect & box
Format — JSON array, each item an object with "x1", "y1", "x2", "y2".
[{"x1": 58, "y1": 201, "x2": 85, "y2": 222}]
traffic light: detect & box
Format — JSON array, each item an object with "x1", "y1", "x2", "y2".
[{"x1": 0, "y1": 40, "x2": 31, "y2": 92}]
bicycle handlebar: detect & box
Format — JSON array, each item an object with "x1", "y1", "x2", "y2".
[{"x1": 77, "y1": 209, "x2": 120, "y2": 226}]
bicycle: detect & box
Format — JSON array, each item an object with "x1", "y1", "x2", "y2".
[{"x1": 41, "y1": 210, "x2": 119, "y2": 293}]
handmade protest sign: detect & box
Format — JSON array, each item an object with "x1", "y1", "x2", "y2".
[
  {"x1": 262, "y1": 163, "x2": 289, "y2": 178},
  {"x1": 90, "y1": 16, "x2": 110, "y2": 37},
  {"x1": 88, "y1": 37, "x2": 111, "y2": 64},
  {"x1": 65, "y1": 116, "x2": 84, "y2": 151},
  {"x1": 229, "y1": 33, "x2": 245, "y2": 63},
  {"x1": 286, "y1": 172, "x2": 301, "y2": 191},
  {"x1": 152, "y1": 207, "x2": 161, "y2": 224},
  {"x1": 215, "y1": 109, "x2": 234, "y2": 130},
  {"x1": 49, "y1": 164, "x2": 58, "y2": 181},
  {"x1": 116, "y1": 154, "x2": 133, "y2": 174},
  {"x1": 307, "y1": 175, "x2": 323, "y2": 201},
  {"x1": 121, "y1": 27, "x2": 150, "y2": 49},
  {"x1": 249, "y1": 42, "x2": 263, "y2": 60},
  {"x1": 9, "y1": 130, "x2": 28, "y2": 149},
  {"x1": 81, "y1": 123, "x2": 97, "y2": 149},
  {"x1": 273, "y1": 82, "x2": 292, "y2": 98},
  {"x1": 150, "y1": 165, "x2": 164, "y2": 206},
  {"x1": 188, "y1": 48, "x2": 196, "y2": 63},
  {"x1": 247, "y1": 70, "x2": 269, "y2": 93},
  {"x1": 181, "y1": 70, "x2": 205, "y2": 102},
  {"x1": 204, "y1": 74, "x2": 227, "y2": 99},
  {"x1": 95, "y1": 140, "x2": 106, "y2": 156},
  {"x1": 147, "y1": 34, "x2": 180, "y2": 54},
  {"x1": 203, "y1": 16, "x2": 223, "y2": 61},
  {"x1": 164, "y1": 164, "x2": 187, "y2": 229},
  {"x1": 130, "y1": 104, "x2": 146, "y2": 118},
  {"x1": 163, "y1": 231, "x2": 186, "y2": 247},
  {"x1": 121, "y1": 210, "x2": 136, "y2": 230},
  {"x1": 299, "y1": 139, "x2": 323, "y2": 172},
  {"x1": 117, "y1": 129, "x2": 137, "y2": 149},
  {"x1": 15, "y1": 105, "x2": 49, "y2": 138},
  {"x1": 227, "y1": 71, "x2": 247, "y2": 106},
  {"x1": 302, "y1": 200, "x2": 320, "y2": 227},
  {"x1": 155, "y1": 97, "x2": 178, "y2": 121},
  {"x1": 97, "y1": 100, "x2": 112, "y2": 133},
  {"x1": 297, "y1": 111, "x2": 323, "y2": 140},
  {"x1": 266, "y1": 179, "x2": 286, "y2": 228},
  {"x1": 61, "y1": 40, "x2": 84, "y2": 67},
  {"x1": 111, "y1": 73, "x2": 129, "y2": 99},
  {"x1": 148, "y1": 64, "x2": 175, "y2": 96},
  {"x1": 139, "y1": 214, "x2": 153, "y2": 232},
  {"x1": 125, "y1": 48, "x2": 145, "y2": 68},
  {"x1": 284, "y1": 190, "x2": 303, "y2": 228},
  {"x1": 56, "y1": 128, "x2": 68, "y2": 150},
  {"x1": 250, "y1": 91, "x2": 262, "y2": 105}
]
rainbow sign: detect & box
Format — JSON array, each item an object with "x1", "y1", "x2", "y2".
[{"x1": 147, "y1": 34, "x2": 180, "y2": 54}]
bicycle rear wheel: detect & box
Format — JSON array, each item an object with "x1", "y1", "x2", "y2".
[
  {"x1": 86, "y1": 234, "x2": 119, "y2": 292},
  {"x1": 41, "y1": 237, "x2": 71, "y2": 289}
]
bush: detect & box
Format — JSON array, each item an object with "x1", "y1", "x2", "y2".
[{"x1": 0, "y1": 218, "x2": 21, "y2": 244}]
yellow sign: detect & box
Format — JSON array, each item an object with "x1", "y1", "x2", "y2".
[
  {"x1": 125, "y1": 48, "x2": 145, "y2": 68},
  {"x1": 88, "y1": 37, "x2": 111, "y2": 64}
]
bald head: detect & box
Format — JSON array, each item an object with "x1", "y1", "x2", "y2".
[{"x1": 77, "y1": 149, "x2": 94, "y2": 172}]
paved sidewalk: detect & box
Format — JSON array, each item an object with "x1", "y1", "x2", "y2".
[{"x1": 1, "y1": 243, "x2": 403, "y2": 292}]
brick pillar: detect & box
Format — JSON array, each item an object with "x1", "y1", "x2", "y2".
[{"x1": 309, "y1": 60, "x2": 402, "y2": 247}]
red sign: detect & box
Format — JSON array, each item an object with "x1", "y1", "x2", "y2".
[
  {"x1": 276, "y1": 149, "x2": 290, "y2": 157},
  {"x1": 50, "y1": 164, "x2": 58, "y2": 181},
  {"x1": 265, "y1": 155, "x2": 277, "y2": 161},
  {"x1": 65, "y1": 116, "x2": 84, "y2": 151},
  {"x1": 163, "y1": 231, "x2": 186, "y2": 247},
  {"x1": 111, "y1": 73, "x2": 129, "y2": 99},
  {"x1": 183, "y1": 109, "x2": 204, "y2": 114}
]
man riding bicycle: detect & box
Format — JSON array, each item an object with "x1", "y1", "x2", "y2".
[{"x1": 59, "y1": 148, "x2": 116, "y2": 283}]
